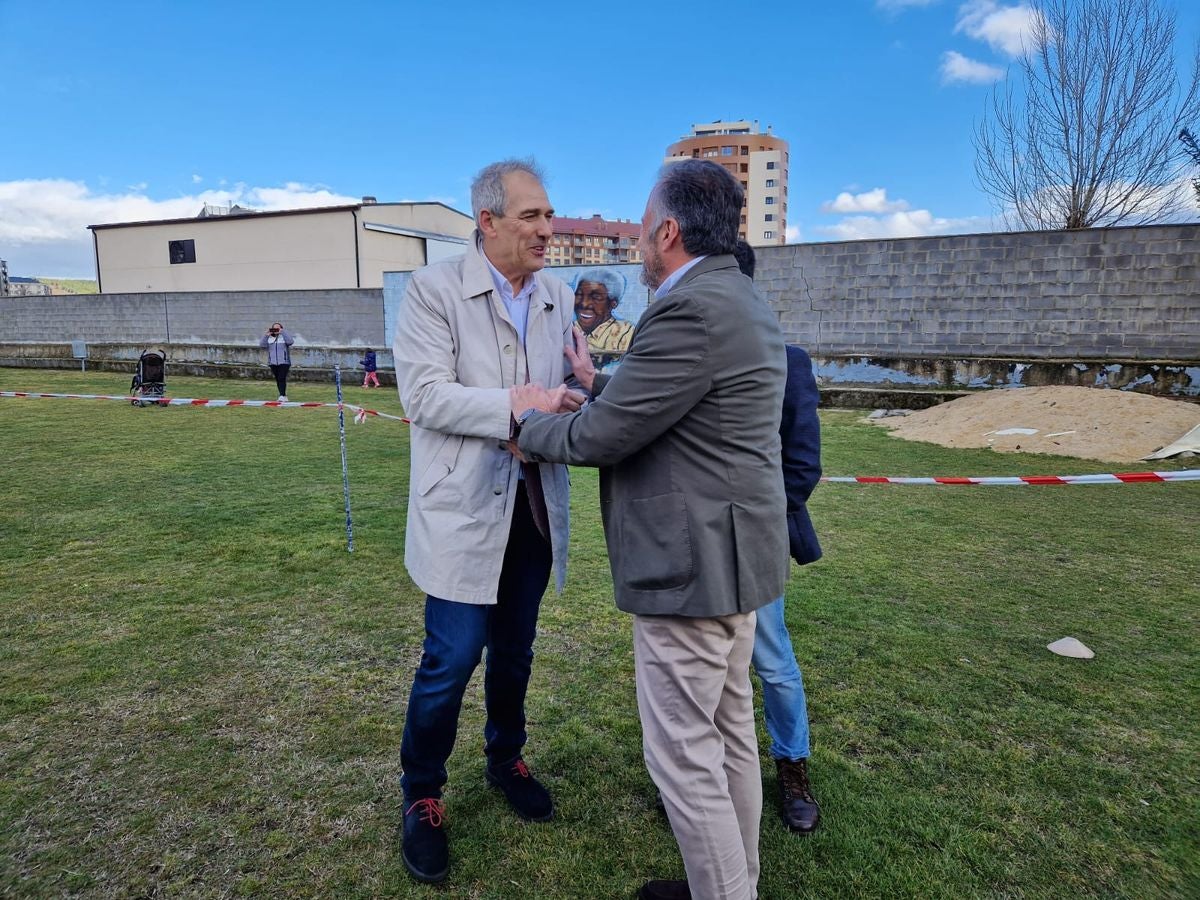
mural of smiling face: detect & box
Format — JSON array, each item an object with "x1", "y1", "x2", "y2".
[{"x1": 574, "y1": 280, "x2": 617, "y2": 334}]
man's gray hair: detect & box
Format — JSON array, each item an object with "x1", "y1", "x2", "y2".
[
  {"x1": 471, "y1": 158, "x2": 546, "y2": 224},
  {"x1": 645, "y1": 160, "x2": 743, "y2": 257},
  {"x1": 574, "y1": 267, "x2": 626, "y2": 304}
]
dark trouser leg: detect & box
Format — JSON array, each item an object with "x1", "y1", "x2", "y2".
[
  {"x1": 483, "y1": 482, "x2": 552, "y2": 766},
  {"x1": 400, "y1": 598, "x2": 489, "y2": 802},
  {"x1": 270, "y1": 363, "x2": 290, "y2": 396}
]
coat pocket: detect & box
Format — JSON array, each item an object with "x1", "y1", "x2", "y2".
[
  {"x1": 619, "y1": 492, "x2": 695, "y2": 591},
  {"x1": 417, "y1": 434, "x2": 464, "y2": 496}
]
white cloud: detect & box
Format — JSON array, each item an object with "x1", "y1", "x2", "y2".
[
  {"x1": 191, "y1": 174, "x2": 203, "y2": 184},
  {"x1": 0, "y1": 179, "x2": 362, "y2": 277},
  {"x1": 940, "y1": 50, "x2": 1005, "y2": 84},
  {"x1": 785, "y1": 225, "x2": 802, "y2": 243},
  {"x1": 821, "y1": 188, "x2": 911, "y2": 215},
  {"x1": 955, "y1": 0, "x2": 1039, "y2": 57},
  {"x1": 816, "y1": 208, "x2": 995, "y2": 241}
]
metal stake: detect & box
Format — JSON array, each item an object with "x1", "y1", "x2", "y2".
[{"x1": 334, "y1": 364, "x2": 355, "y2": 553}]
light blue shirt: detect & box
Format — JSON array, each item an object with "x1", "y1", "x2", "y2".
[
  {"x1": 481, "y1": 240, "x2": 536, "y2": 343},
  {"x1": 654, "y1": 255, "x2": 708, "y2": 300}
]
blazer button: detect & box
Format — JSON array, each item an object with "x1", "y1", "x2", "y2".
[
  {"x1": 493, "y1": 486, "x2": 503, "y2": 495},
  {"x1": 503, "y1": 344, "x2": 515, "y2": 356}
]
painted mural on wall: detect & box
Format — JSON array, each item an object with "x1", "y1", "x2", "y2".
[
  {"x1": 556, "y1": 263, "x2": 649, "y2": 372},
  {"x1": 384, "y1": 262, "x2": 650, "y2": 375}
]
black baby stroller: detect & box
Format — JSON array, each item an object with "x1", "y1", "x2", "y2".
[{"x1": 130, "y1": 349, "x2": 168, "y2": 407}]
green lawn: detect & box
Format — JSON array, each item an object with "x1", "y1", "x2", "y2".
[{"x1": 1, "y1": 369, "x2": 1196, "y2": 899}]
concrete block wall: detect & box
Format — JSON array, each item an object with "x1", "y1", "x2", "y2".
[
  {"x1": 756, "y1": 223, "x2": 1200, "y2": 361},
  {"x1": 1, "y1": 288, "x2": 387, "y2": 347}
]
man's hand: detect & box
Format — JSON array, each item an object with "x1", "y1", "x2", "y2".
[
  {"x1": 504, "y1": 438, "x2": 528, "y2": 462},
  {"x1": 510, "y1": 383, "x2": 586, "y2": 417},
  {"x1": 565, "y1": 324, "x2": 597, "y2": 393}
]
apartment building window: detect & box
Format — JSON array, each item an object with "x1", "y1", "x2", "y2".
[
  {"x1": 765, "y1": 214, "x2": 774, "y2": 222},
  {"x1": 765, "y1": 196, "x2": 776, "y2": 205},
  {"x1": 169, "y1": 239, "x2": 196, "y2": 264},
  {"x1": 763, "y1": 231, "x2": 774, "y2": 239},
  {"x1": 740, "y1": 163, "x2": 748, "y2": 173},
  {"x1": 740, "y1": 215, "x2": 747, "y2": 225},
  {"x1": 765, "y1": 179, "x2": 776, "y2": 188},
  {"x1": 766, "y1": 161, "x2": 776, "y2": 170},
  {"x1": 721, "y1": 146, "x2": 734, "y2": 156},
  {"x1": 740, "y1": 146, "x2": 749, "y2": 155}
]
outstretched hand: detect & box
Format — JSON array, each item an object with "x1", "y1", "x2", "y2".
[
  {"x1": 510, "y1": 383, "x2": 587, "y2": 417},
  {"x1": 565, "y1": 325, "x2": 597, "y2": 393}
]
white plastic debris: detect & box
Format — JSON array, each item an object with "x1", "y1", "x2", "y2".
[
  {"x1": 1143, "y1": 424, "x2": 1200, "y2": 460},
  {"x1": 994, "y1": 427, "x2": 1039, "y2": 436},
  {"x1": 1047, "y1": 637, "x2": 1095, "y2": 659}
]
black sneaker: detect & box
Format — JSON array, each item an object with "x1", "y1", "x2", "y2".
[
  {"x1": 485, "y1": 757, "x2": 554, "y2": 821},
  {"x1": 639, "y1": 879, "x2": 691, "y2": 899},
  {"x1": 401, "y1": 797, "x2": 449, "y2": 883}
]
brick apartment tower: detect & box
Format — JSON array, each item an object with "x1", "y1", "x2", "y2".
[
  {"x1": 546, "y1": 214, "x2": 643, "y2": 267},
  {"x1": 664, "y1": 119, "x2": 789, "y2": 245}
]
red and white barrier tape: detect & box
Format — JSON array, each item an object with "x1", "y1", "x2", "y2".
[
  {"x1": 0, "y1": 391, "x2": 409, "y2": 423},
  {"x1": 822, "y1": 471, "x2": 1199, "y2": 485},
  {"x1": 4, "y1": 391, "x2": 1197, "y2": 484}
]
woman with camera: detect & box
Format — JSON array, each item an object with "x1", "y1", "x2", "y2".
[{"x1": 258, "y1": 322, "x2": 295, "y2": 401}]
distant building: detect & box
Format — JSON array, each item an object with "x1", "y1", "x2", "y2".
[
  {"x1": 664, "y1": 119, "x2": 789, "y2": 246},
  {"x1": 88, "y1": 199, "x2": 475, "y2": 293},
  {"x1": 547, "y1": 214, "x2": 642, "y2": 267},
  {"x1": 0, "y1": 259, "x2": 8, "y2": 296},
  {"x1": 7, "y1": 276, "x2": 51, "y2": 296}
]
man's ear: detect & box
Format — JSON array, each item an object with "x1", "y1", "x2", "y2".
[
  {"x1": 478, "y1": 210, "x2": 499, "y2": 239},
  {"x1": 659, "y1": 218, "x2": 682, "y2": 252}
]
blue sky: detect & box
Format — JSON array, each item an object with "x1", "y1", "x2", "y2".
[{"x1": 2, "y1": 0, "x2": 1197, "y2": 277}]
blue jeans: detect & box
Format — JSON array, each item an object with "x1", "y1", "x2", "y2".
[
  {"x1": 400, "y1": 485, "x2": 552, "y2": 801},
  {"x1": 751, "y1": 597, "x2": 810, "y2": 761}
]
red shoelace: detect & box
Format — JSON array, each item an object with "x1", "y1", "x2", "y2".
[
  {"x1": 406, "y1": 797, "x2": 446, "y2": 827},
  {"x1": 512, "y1": 759, "x2": 532, "y2": 778}
]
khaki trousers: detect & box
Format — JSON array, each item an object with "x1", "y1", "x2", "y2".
[{"x1": 634, "y1": 611, "x2": 761, "y2": 900}]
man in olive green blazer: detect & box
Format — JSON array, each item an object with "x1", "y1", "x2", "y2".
[{"x1": 512, "y1": 160, "x2": 788, "y2": 900}]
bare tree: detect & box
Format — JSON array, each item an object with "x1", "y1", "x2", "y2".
[
  {"x1": 1181, "y1": 127, "x2": 1200, "y2": 204},
  {"x1": 974, "y1": 0, "x2": 1200, "y2": 229}
]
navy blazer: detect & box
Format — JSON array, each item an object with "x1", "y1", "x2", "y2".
[{"x1": 781, "y1": 345, "x2": 822, "y2": 565}]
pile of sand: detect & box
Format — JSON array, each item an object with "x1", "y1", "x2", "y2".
[{"x1": 873, "y1": 386, "x2": 1200, "y2": 463}]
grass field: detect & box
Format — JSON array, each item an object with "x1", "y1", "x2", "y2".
[{"x1": 1, "y1": 368, "x2": 1197, "y2": 899}]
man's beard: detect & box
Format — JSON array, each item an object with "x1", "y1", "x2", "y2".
[{"x1": 640, "y1": 245, "x2": 665, "y2": 291}]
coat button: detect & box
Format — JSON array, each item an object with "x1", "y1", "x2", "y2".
[
  {"x1": 493, "y1": 487, "x2": 503, "y2": 495},
  {"x1": 503, "y1": 344, "x2": 515, "y2": 356}
]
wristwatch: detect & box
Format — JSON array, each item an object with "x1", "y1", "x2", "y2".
[{"x1": 511, "y1": 407, "x2": 536, "y2": 439}]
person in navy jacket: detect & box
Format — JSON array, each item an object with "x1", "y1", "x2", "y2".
[{"x1": 734, "y1": 240, "x2": 824, "y2": 835}]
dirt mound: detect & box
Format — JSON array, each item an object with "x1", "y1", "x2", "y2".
[{"x1": 872, "y1": 386, "x2": 1199, "y2": 463}]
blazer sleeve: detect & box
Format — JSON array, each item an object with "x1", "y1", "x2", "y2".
[
  {"x1": 281, "y1": 331, "x2": 294, "y2": 347},
  {"x1": 780, "y1": 345, "x2": 823, "y2": 565},
  {"x1": 518, "y1": 289, "x2": 711, "y2": 468},
  {"x1": 780, "y1": 345, "x2": 821, "y2": 509},
  {"x1": 258, "y1": 335, "x2": 269, "y2": 349},
  {"x1": 392, "y1": 274, "x2": 511, "y2": 440}
]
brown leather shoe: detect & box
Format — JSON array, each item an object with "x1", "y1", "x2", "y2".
[
  {"x1": 638, "y1": 879, "x2": 691, "y2": 900},
  {"x1": 777, "y1": 757, "x2": 821, "y2": 833}
]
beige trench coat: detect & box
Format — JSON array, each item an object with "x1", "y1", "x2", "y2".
[{"x1": 392, "y1": 234, "x2": 575, "y2": 604}]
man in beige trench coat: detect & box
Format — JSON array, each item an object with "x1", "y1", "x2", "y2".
[{"x1": 392, "y1": 158, "x2": 584, "y2": 885}]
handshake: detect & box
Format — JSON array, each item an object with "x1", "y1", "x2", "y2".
[
  {"x1": 505, "y1": 383, "x2": 587, "y2": 462},
  {"x1": 509, "y1": 383, "x2": 587, "y2": 418}
]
